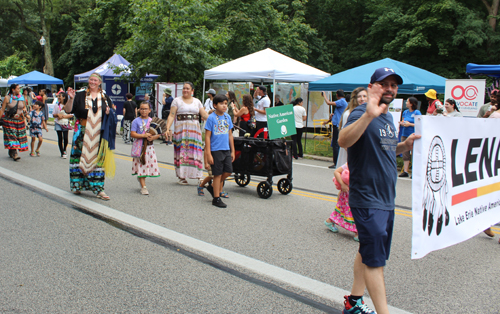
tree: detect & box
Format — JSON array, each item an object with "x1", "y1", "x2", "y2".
[
  {"x1": 0, "y1": 0, "x2": 41, "y2": 67},
  {"x1": 216, "y1": 0, "x2": 318, "y2": 64},
  {"x1": 57, "y1": 0, "x2": 131, "y2": 84},
  {"x1": 481, "y1": 0, "x2": 499, "y2": 31},
  {"x1": 116, "y1": 0, "x2": 228, "y2": 93},
  {"x1": 304, "y1": 0, "x2": 372, "y2": 73},
  {"x1": 357, "y1": 0, "x2": 494, "y2": 78},
  {"x1": 0, "y1": 53, "x2": 30, "y2": 77}
]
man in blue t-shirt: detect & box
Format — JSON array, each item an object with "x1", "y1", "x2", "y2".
[
  {"x1": 204, "y1": 94, "x2": 235, "y2": 208},
  {"x1": 338, "y1": 68, "x2": 420, "y2": 314},
  {"x1": 323, "y1": 90, "x2": 348, "y2": 168}
]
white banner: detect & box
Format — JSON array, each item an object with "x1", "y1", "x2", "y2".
[
  {"x1": 412, "y1": 116, "x2": 500, "y2": 259},
  {"x1": 155, "y1": 82, "x2": 183, "y2": 119},
  {"x1": 444, "y1": 79, "x2": 485, "y2": 117}
]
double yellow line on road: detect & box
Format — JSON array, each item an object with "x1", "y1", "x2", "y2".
[{"x1": 42, "y1": 138, "x2": 499, "y2": 234}]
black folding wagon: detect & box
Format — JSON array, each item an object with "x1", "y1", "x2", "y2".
[{"x1": 232, "y1": 137, "x2": 293, "y2": 199}]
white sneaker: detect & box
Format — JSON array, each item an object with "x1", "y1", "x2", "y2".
[
  {"x1": 62, "y1": 153, "x2": 67, "y2": 159},
  {"x1": 178, "y1": 178, "x2": 189, "y2": 185},
  {"x1": 140, "y1": 187, "x2": 149, "y2": 195}
]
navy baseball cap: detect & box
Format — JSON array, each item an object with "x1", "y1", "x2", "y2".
[{"x1": 370, "y1": 67, "x2": 403, "y2": 85}]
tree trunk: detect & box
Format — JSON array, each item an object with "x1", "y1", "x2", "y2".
[
  {"x1": 490, "y1": 0, "x2": 499, "y2": 32},
  {"x1": 38, "y1": 0, "x2": 54, "y2": 76},
  {"x1": 482, "y1": 0, "x2": 499, "y2": 31}
]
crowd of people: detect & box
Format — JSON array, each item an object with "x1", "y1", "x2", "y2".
[{"x1": 2, "y1": 69, "x2": 499, "y2": 313}]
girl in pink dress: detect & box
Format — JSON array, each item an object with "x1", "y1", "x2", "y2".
[{"x1": 324, "y1": 163, "x2": 358, "y2": 241}]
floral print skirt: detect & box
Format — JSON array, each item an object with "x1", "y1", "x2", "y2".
[
  {"x1": 330, "y1": 191, "x2": 357, "y2": 233},
  {"x1": 132, "y1": 145, "x2": 160, "y2": 178}
]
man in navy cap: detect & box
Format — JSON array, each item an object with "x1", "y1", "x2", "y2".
[{"x1": 338, "y1": 68, "x2": 420, "y2": 314}]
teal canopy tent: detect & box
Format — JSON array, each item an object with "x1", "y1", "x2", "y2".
[{"x1": 309, "y1": 58, "x2": 446, "y2": 94}]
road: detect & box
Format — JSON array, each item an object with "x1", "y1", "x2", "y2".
[{"x1": 1, "y1": 129, "x2": 499, "y2": 313}]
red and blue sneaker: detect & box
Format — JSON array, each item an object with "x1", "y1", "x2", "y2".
[{"x1": 343, "y1": 295, "x2": 376, "y2": 314}]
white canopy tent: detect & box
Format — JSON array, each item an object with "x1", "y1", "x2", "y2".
[
  {"x1": 0, "y1": 76, "x2": 17, "y2": 88},
  {"x1": 203, "y1": 48, "x2": 330, "y2": 105}
]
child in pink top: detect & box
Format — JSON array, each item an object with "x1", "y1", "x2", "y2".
[{"x1": 324, "y1": 163, "x2": 358, "y2": 241}]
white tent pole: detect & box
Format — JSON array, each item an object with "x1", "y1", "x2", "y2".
[
  {"x1": 272, "y1": 78, "x2": 276, "y2": 107},
  {"x1": 304, "y1": 90, "x2": 310, "y2": 152},
  {"x1": 202, "y1": 78, "x2": 206, "y2": 103}
]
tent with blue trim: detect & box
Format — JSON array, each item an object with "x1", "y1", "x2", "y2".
[
  {"x1": 309, "y1": 58, "x2": 446, "y2": 94},
  {"x1": 74, "y1": 54, "x2": 158, "y2": 83},
  {"x1": 466, "y1": 63, "x2": 500, "y2": 78}
]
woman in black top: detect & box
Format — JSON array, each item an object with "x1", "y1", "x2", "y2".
[
  {"x1": 65, "y1": 73, "x2": 114, "y2": 200},
  {"x1": 122, "y1": 93, "x2": 137, "y2": 144}
]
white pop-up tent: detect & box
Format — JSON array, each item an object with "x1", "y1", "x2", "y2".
[{"x1": 203, "y1": 48, "x2": 330, "y2": 104}]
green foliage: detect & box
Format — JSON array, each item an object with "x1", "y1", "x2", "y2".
[
  {"x1": 0, "y1": 53, "x2": 31, "y2": 77},
  {"x1": 116, "y1": 0, "x2": 228, "y2": 94},
  {"x1": 57, "y1": 0, "x2": 132, "y2": 84},
  {"x1": 0, "y1": 0, "x2": 41, "y2": 64},
  {"x1": 217, "y1": 0, "x2": 317, "y2": 63},
  {"x1": 358, "y1": 0, "x2": 493, "y2": 78},
  {"x1": 1, "y1": 0, "x2": 499, "y2": 90}
]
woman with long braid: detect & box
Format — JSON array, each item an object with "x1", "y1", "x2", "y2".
[{"x1": 65, "y1": 73, "x2": 115, "y2": 200}]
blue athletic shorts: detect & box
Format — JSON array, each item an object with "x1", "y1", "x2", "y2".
[{"x1": 351, "y1": 208, "x2": 395, "y2": 267}]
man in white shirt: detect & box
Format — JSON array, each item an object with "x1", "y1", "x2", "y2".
[
  {"x1": 253, "y1": 85, "x2": 271, "y2": 134},
  {"x1": 204, "y1": 89, "x2": 216, "y2": 114}
]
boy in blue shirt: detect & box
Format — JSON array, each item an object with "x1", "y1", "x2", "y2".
[{"x1": 204, "y1": 94, "x2": 235, "y2": 208}]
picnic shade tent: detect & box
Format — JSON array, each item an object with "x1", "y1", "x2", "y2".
[
  {"x1": 203, "y1": 48, "x2": 330, "y2": 105},
  {"x1": 8, "y1": 71, "x2": 63, "y2": 86},
  {"x1": 466, "y1": 63, "x2": 500, "y2": 78},
  {"x1": 308, "y1": 58, "x2": 446, "y2": 94},
  {"x1": 8, "y1": 71, "x2": 64, "y2": 121},
  {"x1": 0, "y1": 78, "x2": 9, "y2": 87}
]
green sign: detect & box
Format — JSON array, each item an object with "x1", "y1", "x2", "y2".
[{"x1": 266, "y1": 104, "x2": 296, "y2": 140}]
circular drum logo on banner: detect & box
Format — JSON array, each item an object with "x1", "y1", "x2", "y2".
[
  {"x1": 451, "y1": 85, "x2": 478, "y2": 100},
  {"x1": 422, "y1": 136, "x2": 450, "y2": 236}
]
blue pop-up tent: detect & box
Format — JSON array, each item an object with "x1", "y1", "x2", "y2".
[
  {"x1": 466, "y1": 63, "x2": 500, "y2": 78},
  {"x1": 309, "y1": 58, "x2": 446, "y2": 94},
  {"x1": 8, "y1": 71, "x2": 63, "y2": 85}
]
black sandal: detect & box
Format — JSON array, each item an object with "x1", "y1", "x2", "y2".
[{"x1": 11, "y1": 150, "x2": 21, "y2": 161}]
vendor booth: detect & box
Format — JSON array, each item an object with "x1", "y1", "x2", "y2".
[
  {"x1": 8, "y1": 71, "x2": 63, "y2": 86},
  {"x1": 0, "y1": 78, "x2": 10, "y2": 88},
  {"x1": 204, "y1": 49, "x2": 330, "y2": 194},
  {"x1": 204, "y1": 48, "x2": 330, "y2": 85},
  {"x1": 309, "y1": 58, "x2": 446, "y2": 94},
  {"x1": 307, "y1": 58, "x2": 447, "y2": 151},
  {"x1": 466, "y1": 63, "x2": 500, "y2": 97},
  {"x1": 74, "y1": 54, "x2": 159, "y2": 115},
  {"x1": 203, "y1": 48, "x2": 329, "y2": 102},
  {"x1": 8, "y1": 71, "x2": 64, "y2": 120},
  {"x1": 204, "y1": 48, "x2": 331, "y2": 127},
  {"x1": 466, "y1": 63, "x2": 500, "y2": 78}
]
